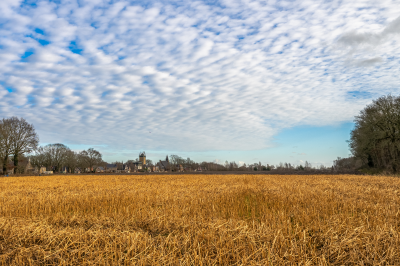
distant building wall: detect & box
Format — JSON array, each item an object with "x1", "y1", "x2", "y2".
[{"x1": 139, "y1": 153, "x2": 146, "y2": 165}]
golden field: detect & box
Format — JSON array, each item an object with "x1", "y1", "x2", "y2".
[{"x1": 0, "y1": 174, "x2": 400, "y2": 265}]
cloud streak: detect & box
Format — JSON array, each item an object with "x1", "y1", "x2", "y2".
[
  {"x1": 0, "y1": 0, "x2": 399, "y2": 153},
  {"x1": 338, "y1": 16, "x2": 400, "y2": 48}
]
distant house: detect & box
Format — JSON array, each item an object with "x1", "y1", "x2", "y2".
[
  {"x1": 61, "y1": 166, "x2": 67, "y2": 173},
  {"x1": 176, "y1": 164, "x2": 184, "y2": 172},
  {"x1": 23, "y1": 158, "x2": 35, "y2": 174},
  {"x1": 38, "y1": 166, "x2": 47, "y2": 174},
  {"x1": 106, "y1": 164, "x2": 118, "y2": 172},
  {"x1": 131, "y1": 161, "x2": 143, "y2": 171},
  {"x1": 117, "y1": 163, "x2": 130, "y2": 173},
  {"x1": 195, "y1": 166, "x2": 207, "y2": 172},
  {"x1": 126, "y1": 161, "x2": 143, "y2": 172},
  {"x1": 95, "y1": 166, "x2": 105, "y2": 173},
  {"x1": 157, "y1": 156, "x2": 170, "y2": 172},
  {"x1": 1, "y1": 158, "x2": 36, "y2": 175}
]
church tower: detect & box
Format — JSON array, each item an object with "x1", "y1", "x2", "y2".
[
  {"x1": 139, "y1": 152, "x2": 146, "y2": 165},
  {"x1": 166, "y1": 155, "x2": 169, "y2": 162}
]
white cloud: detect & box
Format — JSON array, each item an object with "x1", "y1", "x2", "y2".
[{"x1": 0, "y1": 0, "x2": 399, "y2": 153}]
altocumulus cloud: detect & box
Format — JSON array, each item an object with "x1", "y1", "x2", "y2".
[{"x1": 0, "y1": 0, "x2": 400, "y2": 152}]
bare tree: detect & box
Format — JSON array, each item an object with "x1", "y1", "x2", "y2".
[
  {"x1": 169, "y1": 155, "x2": 185, "y2": 171},
  {"x1": 42, "y1": 144, "x2": 70, "y2": 172},
  {"x1": 77, "y1": 152, "x2": 89, "y2": 172},
  {"x1": 304, "y1": 161, "x2": 312, "y2": 170},
  {"x1": 9, "y1": 117, "x2": 39, "y2": 172},
  {"x1": 29, "y1": 147, "x2": 47, "y2": 172},
  {"x1": 80, "y1": 148, "x2": 102, "y2": 172},
  {"x1": 224, "y1": 160, "x2": 229, "y2": 170},
  {"x1": 0, "y1": 118, "x2": 13, "y2": 173},
  {"x1": 64, "y1": 150, "x2": 78, "y2": 173}
]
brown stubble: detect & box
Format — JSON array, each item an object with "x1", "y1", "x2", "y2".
[{"x1": 0, "y1": 174, "x2": 399, "y2": 265}]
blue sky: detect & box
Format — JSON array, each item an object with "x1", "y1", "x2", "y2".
[{"x1": 1, "y1": 0, "x2": 400, "y2": 167}]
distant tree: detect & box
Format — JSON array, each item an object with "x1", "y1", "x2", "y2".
[
  {"x1": 80, "y1": 148, "x2": 102, "y2": 172},
  {"x1": 64, "y1": 150, "x2": 78, "y2": 173},
  {"x1": 224, "y1": 160, "x2": 229, "y2": 170},
  {"x1": 169, "y1": 155, "x2": 186, "y2": 171},
  {"x1": 233, "y1": 161, "x2": 238, "y2": 169},
  {"x1": 43, "y1": 144, "x2": 70, "y2": 172},
  {"x1": 333, "y1": 157, "x2": 361, "y2": 171},
  {"x1": 29, "y1": 147, "x2": 47, "y2": 172},
  {"x1": 304, "y1": 161, "x2": 312, "y2": 170},
  {"x1": 185, "y1": 157, "x2": 195, "y2": 167}
]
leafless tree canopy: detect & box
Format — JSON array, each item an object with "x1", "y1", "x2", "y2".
[
  {"x1": 29, "y1": 147, "x2": 47, "y2": 171},
  {"x1": 80, "y1": 148, "x2": 102, "y2": 171},
  {"x1": 29, "y1": 145, "x2": 104, "y2": 173},
  {"x1": 0, "y1": 118, "x2": 13, "y2": 173},
  {"x1": 0, "y1": 117, "x2": 39, "y2": 173},
  {"x1": 44, "y1": 144, "x2": 70, "y2": 172},
  {"x1": 64, "y1": 150, "x2": 79, "y2": 173}
]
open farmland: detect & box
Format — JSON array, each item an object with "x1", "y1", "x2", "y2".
[{"x1": 1, "y1": 174, "x2": 400, "y2": 265}]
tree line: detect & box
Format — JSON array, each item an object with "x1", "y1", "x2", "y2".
[
  {"x1": 0, "y1": 117, "x2": 332, "y2": 175},
  {"x1": 0, "y1": 116, "x2": 103, "y2": 174},
  {"x1": 29, "y1": 145, "x2": 103, "y2": 173},
  {"x1": 166, "y1": 154, "x2": 327, "y2": 172}
]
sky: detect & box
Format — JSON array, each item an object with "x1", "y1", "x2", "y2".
[{"x1": 1, "y1": 0, "x2": 399, "y2": 167}]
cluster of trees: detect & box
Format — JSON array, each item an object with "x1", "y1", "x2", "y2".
[
  {"x1": 29, "y1": 144, "x2": 103, "y2": 173},
  {"x1": 332, "y1": 157, "x2": 359, "y2": 171},
  {"x1": 349, "y1": 94, "x2": 400, "y2": 173},
  {"x1": 271, "y1": 161, "x2": 330, "y2": 171},
  {"x1": 0, "y1": 116, "x2": 103, "y2": 174},
  {"x1": 168, "y1": 155, "x2": 198, "y2": 171},
  {"x1": 0, "y1": 117, "x2": 39, "y2": 174}
]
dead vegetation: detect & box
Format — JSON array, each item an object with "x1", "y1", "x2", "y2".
[{"x1": 0, "y1": 174, "x2": 400, "y2": 265}]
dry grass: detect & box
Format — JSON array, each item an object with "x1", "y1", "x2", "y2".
[{"x1": 0, "y1": 174, "x2": 400, "y2": 265}]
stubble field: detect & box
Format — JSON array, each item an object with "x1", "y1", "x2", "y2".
[{"x1": 0, "y1": 174, "x2": 400, "y2": 265}]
